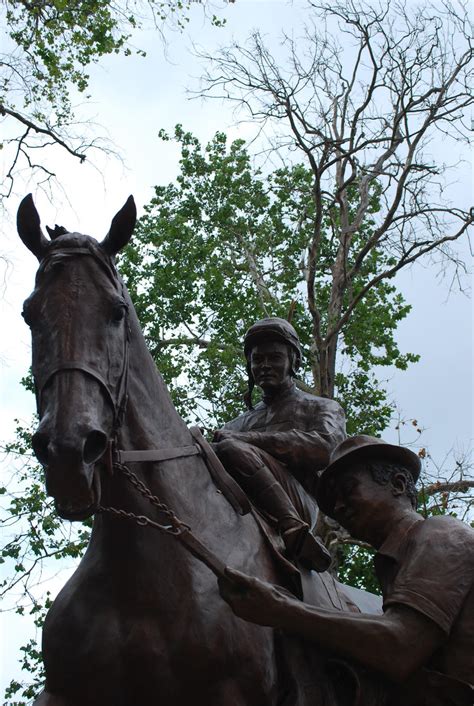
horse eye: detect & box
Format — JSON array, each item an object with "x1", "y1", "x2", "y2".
[{"x1": 111, "y1": 303, "x2": 126, "y2": 323}]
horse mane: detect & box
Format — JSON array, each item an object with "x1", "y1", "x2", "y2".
[{"x1": 46, "y1": 225, "x2": 69, "y2": 239}]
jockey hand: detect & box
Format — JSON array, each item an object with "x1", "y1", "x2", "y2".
[
  {"x1": 213, "y1": 428, "x2": 237, "y2": 443},
  {"x1": 218, "y1": 567, "x2": 288, "y2": 627}
]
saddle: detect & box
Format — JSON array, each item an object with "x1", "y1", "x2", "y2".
[{"x1": 189, "y1": 427, "x2": 359, "y2": 613}]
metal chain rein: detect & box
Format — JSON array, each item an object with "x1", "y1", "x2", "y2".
[{"x1": 97, "y1": 461, "x2": 191, "y2": 537}]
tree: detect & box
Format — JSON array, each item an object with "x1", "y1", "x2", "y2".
[
  {"x1": 0, "y1": 0, "x2": 228, "y2": 203},
  {"x1": 120, "y1": 125, "x2": 418, "y2": 436},
  {"x1": 1, "y1": 418, "x2": 90, "y2": 704},
  {"x1": 197, "y1": 0, "x2": 473, "y2": 399}
]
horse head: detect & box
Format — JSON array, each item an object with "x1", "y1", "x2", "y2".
[{"x1": 17, "y1": 194, "x2": 137, "y2": 520}]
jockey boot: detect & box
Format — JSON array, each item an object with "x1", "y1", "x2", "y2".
[
  {"x1": 243, "y1": 464, "x2": 331, "y2": 572},
  {"x1": 279, "y1": 515, "x2": 331, "y2": 573}
]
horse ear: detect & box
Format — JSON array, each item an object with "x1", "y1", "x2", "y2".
[
  {"x1": 17, "y1": 194, "x2": 50, "y2": 260},
  {"x1": 101, "y1": 196, "x2": 137, "y2": 256}
]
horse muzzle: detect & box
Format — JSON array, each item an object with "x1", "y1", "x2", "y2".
[
  {"x1": 54, "y1": 471, "x2": 102, "y2": 522},
  {"x1": 32, "y1": 428, "x2": 107, "y2": 520}
]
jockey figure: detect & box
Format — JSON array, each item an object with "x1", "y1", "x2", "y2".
[{"x1": 213, "y1": 317, "x2": 346, "y2": 571}]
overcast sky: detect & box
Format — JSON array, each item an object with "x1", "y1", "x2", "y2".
[{"x1": 1, "y1": 0, "x2": 472, "y2": 695}]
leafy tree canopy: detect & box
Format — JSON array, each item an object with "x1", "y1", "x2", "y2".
[{"x1": 119, "y1": 125, "x2": 419, "y2": 435}]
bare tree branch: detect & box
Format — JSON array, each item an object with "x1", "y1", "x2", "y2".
[
  {"x1": 196, "y1": 0, "x2": 473, "y2": 396},
  {"x1": 422, "y1": 480, "x2": 474, "y2": 496},
  {"x1": 0, "y1": 105, "x2": 87, "y2": 162}
]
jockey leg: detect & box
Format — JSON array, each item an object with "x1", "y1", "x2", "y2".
[{"x1": 214, "y1": 439, "x2": 331, "y2": 572}]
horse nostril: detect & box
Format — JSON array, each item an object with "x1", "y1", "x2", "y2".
[
  {"x1": 83, "y1": 431, "x2": 108, "y2": 465},
  {"x1": 32, "y1": 432, "x2": 50, "y2": 465}
]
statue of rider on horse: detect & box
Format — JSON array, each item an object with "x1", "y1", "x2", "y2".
[
  {"x1": 213, "y1": 317, "x2": 345, "y2": 572},
  {"x1": 17, "y1": 194, "x2": 472, "y2": 706}
]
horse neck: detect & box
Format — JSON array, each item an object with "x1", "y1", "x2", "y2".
[{"x1": 119, "y1": 300, "x2": 190, "y2": 451}]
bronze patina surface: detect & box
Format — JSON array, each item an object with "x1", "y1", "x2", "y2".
[
  {"x1": 17, "y1": 195, "x2": 382, "y2": 706},
  {"x1": 220, "y1": 436, "x2": 474, "y2": 706}
]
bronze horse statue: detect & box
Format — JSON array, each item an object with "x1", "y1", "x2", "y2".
[{"x1": 17, "y1": 195, "x2": 382, "y2": 706}]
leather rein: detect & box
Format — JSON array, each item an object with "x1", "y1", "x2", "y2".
[{"x1": 33, "y1": 246, "x2": 245, "y2": 579}]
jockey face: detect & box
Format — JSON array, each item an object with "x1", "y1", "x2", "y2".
[{"x1": 250, "y1": 340, "x2": 292, "y2": 395}]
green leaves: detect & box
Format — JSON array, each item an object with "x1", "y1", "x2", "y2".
[
  {"x1": 338, "y1": 543, "x2": 380, "y2": 595},
  {"x1": 119, "y1": 126, "x2": 418, "y2": 433},
  {"x1": 4, "y1": 2, "x2": 226, "y2": 119},
  {"x1": 1, "y1": 1, "x2": 228, "y2": 203},
  {"x1": 1, "y1": 420, "x2": 91, "y2": 582},
  {"x1": 5, "y1": 0, "x2": 130, "y2": 120}
]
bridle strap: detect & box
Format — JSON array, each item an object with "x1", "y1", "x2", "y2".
[
  {"x1": 33, "y1": 247, "x2": 130, "y2": 434},
  {"x1": 116, "y1": 445, "x2": 200, "y2": 464},
  {"x1": 38, "y1": 362, "x2": 117, "y2": 412}
]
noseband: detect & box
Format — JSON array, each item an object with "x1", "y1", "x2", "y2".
[{"x1": 33, "y1": 246, "x2": 130, "y2": 436}]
